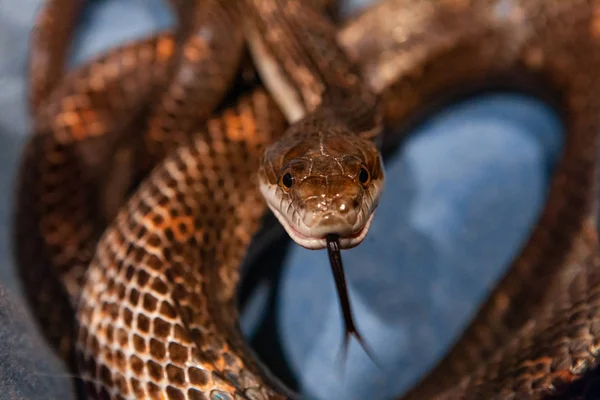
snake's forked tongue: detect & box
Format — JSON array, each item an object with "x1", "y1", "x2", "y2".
[{"x1": 325, "y1": 234, "x2": 379, "y2": 370}]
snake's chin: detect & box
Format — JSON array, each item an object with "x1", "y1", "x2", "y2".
[{"x1": 267, "y1": 203, "x2": 376, "y2": 250}]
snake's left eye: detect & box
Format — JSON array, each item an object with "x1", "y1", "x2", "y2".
[
  {"x1": 281, "y1": 172, "x2": 294, "y2": 190},
  {"x1": 358, "y1": 167, "x2": 370, "y2": 186}
]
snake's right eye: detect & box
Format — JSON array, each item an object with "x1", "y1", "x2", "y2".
[
  {"x1": 358, "y1": 167, "x2": 370, "y2": 186},
  {"x1": 280, "y1": 172, "x2": 293, "y2": 190}
]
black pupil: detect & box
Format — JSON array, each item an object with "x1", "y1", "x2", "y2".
[
  {"x1": 359, "y1": 168, "x2": 369, "y2": 184},
  {"x1": 282, "y1": 173, "x2": 293, "y2": 188}
]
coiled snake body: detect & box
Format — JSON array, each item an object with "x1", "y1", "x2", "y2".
[{"x1": 12, "y1": 0, "x2": 600, "y2": 398}]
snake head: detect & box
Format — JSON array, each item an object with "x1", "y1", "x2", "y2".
[{"x1": 258, "y1": 122, "x2": 384, "y2": 250}]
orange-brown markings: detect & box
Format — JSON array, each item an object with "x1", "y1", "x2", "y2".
[
  {"x1": 157, "y1": 37, "x2": 177, "y2": 61},
  {"x1": 523, "y1": 47, "x2": 545, "y2": 70},
  {"x1": 183, "y1": 38, "x2": 210, "y2": 62},
  {"x1": 591, "y1": 3, "x2": 600, "y2": 38}
]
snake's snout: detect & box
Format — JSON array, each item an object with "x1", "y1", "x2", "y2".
[
  {"x1": 301, "y1": 184, "x2": 361, "y2": 237},
  {"x1": 293, "y1": 192, "x2": 375, "y2": 250}
]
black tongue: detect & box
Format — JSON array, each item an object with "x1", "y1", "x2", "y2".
[{"x1": 325, "y1": 234, "x2": 379, "y2": 370}]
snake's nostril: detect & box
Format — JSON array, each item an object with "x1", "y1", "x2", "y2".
[{"x1": 333, "y1": 198, "x2": 353, "y2": 214}]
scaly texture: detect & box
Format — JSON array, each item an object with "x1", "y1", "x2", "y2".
[
  {"x1": 12, "y1": 0, "x2": 600, "y2": 399},
  {"x1": 77, "y1": 88, "x2": 291, "y2": 399}
]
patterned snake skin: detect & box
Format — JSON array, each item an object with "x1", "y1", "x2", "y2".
[{"x1": 12, "y1": 0, "x2": 600, "y2": 399}]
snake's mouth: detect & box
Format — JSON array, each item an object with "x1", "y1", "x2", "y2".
[{"x1": 266, "y1": 202, "x2": 375, "y2": 250}]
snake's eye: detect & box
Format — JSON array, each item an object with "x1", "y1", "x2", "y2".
[
  {"x1": 358, "y1": 167, "x2": 370, "y2": 186},
  {"x1": 281, "y1": 172, "x2": 293, "y2": 190}
]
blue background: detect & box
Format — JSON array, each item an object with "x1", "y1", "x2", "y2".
[{"x1": 0, "y1": 0, "x2": 562, "y2": 399}]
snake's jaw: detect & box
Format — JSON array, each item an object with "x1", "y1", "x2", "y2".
[{"x1": 258, "y1": 174, "x2": 382, "y2": 250}]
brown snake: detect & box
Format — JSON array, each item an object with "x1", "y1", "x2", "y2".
[{"x1": 11, "y1": 0, "x2": 600, "y2": 398}]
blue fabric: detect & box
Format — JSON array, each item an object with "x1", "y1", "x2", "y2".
[{"x1": 0, "y1": 1, "x2": 563, "y2": 399}]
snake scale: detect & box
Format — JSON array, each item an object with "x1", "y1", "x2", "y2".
[{"x1": 11, "y1": 0, "x2": 600, "y2": 398}]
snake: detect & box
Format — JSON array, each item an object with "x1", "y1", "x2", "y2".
[{"x1": 10, "y1": 0, "x2": 600, "y2": 398}]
